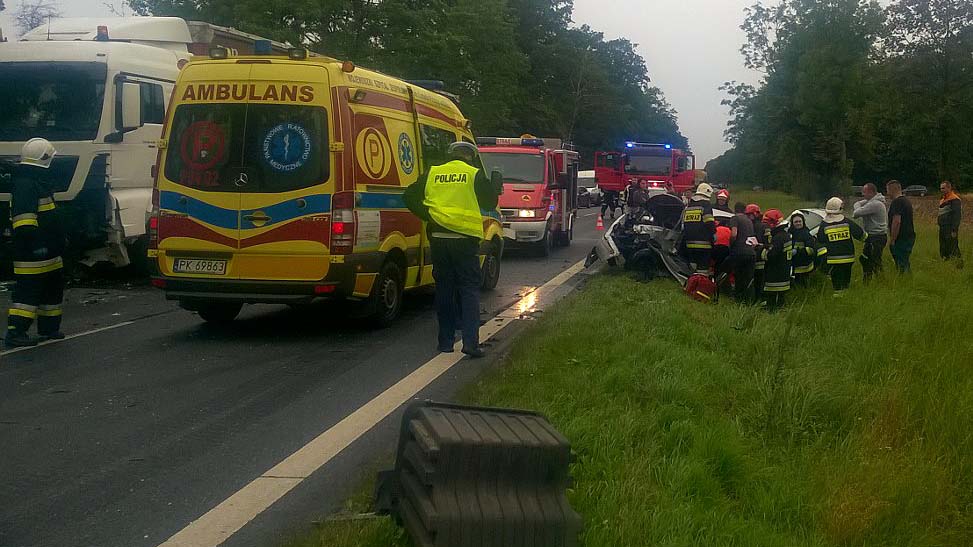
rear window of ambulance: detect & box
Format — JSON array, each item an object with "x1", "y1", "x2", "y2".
[{"x1": 164, "y1": 103, "x2": 329, "y2": 193}]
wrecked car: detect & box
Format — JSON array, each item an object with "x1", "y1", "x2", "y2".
[{"x1": 587, "y1": 189, "x2": 732, "y2": 283}]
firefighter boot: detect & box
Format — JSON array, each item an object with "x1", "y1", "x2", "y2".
[{"x1": 5, "y1": 329, "x2": 39, "y2": 347}]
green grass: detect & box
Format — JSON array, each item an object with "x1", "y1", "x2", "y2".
[{"x1": 288, "y1": 190, "x2": 973, "y2": 546}]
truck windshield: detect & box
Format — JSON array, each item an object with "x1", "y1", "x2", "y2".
[
  {"x1": 626, "y1": 155, "x2": 671, "y2": 175},
  {"x1": 481, "y1": 152, "x2": 545, "y2": 183},
  {"x1": 0, "y1": 62, "x2": 107, "y2": 142}
]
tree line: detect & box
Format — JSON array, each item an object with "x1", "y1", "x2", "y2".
[
  {"x1": 706, "y1": 0, "x2": 973, "y2": 198},
  {"x1": 126, "y1": 0, "x2": 688, "y2": 167}
]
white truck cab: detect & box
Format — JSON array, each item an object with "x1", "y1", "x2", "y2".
[{"x1": 0, "y1": 17, "x2": 287, "y2": 270}]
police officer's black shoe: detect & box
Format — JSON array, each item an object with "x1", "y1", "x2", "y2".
[
  {"x1": 462, "y1": 346, "x2": 486, "y2": 359},
  {"x1": 38, "y1": 331, "x2": 66, "y2": 341},
  {"x1": 4, "y1": 332, "x2": 39, "y2": 347}
]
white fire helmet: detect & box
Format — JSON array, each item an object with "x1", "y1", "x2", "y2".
[{"x1": 21, "y1": 138, "x2": 57, "y2": 169}]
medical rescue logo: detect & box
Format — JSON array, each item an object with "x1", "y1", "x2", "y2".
[
  {"x1": 263, "y1": 123, "x2": 311, "y2": 173},
  {"x1": 356, "y1": 127, "x2": 393, "y2": 179},
  {"x1": 398, "y1": 133, "x2": 415, "y2": 175}
]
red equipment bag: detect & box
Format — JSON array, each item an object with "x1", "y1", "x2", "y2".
[{"x1": 685, "y1": 273, "x2": 718, "y2": 303}]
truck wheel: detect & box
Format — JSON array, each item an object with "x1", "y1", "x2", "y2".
[
  {"x1": 481, "y1": 239, "x2": 502, "y2": 291},
  {"x1": 196, "y1": 303, "x2": 242, "y2": 323},
  {"x1": 535, "y1": 229, "x2": 552, "y2": 257},
  {"x1": 365, "y1": 260, "x2": 403, "y2": 328}
]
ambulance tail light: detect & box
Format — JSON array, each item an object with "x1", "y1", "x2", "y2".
[
  {"x1": 148, "y1": 188, "x2": 160, "y2": 250},
  {"x1": 331, "y1": 192, "x2": 356, "y2": 255}
]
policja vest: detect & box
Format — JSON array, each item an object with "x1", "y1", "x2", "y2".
[{"x1": 423, "y1": 160, "x2": 484, "y2": 240}]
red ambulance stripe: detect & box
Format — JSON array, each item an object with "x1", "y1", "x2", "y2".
[
  {"x1": 161, "y1": 216, "x2": 237, "y2": 248},
  {"x1": 240, "y1": 219, "x2": 331, "y2": 249}
]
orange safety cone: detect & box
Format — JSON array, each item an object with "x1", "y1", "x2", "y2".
[{"x1": 596, "y1": 215, "x2": 605, "y2": 231}]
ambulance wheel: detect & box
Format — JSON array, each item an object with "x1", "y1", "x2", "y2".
[
  {"x1": 481, "y1": 239, "x2": 502, "y2": 291},
  {"x1": 196, "y1": 302, "x2": 242, "y2": 323},
  {"x1": 366, "y1": 261, "x2": 403, "y2": 328}
]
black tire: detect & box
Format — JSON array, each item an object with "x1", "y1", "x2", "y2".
[
  {"x1": 535, "y1": 228, "x2": 552, "y2": 257},
  {"x1": 365, "y1": 260, "x2": 404, "y2": 328},
  {"x1": 196, "y1": 302, "x2": 242, "y2": 323},
  {"x1": 481, "y1": 239, "x2": 502, "y2": 291},
  {"x1": 126, "y1": 235, "x2": 151, "y2": 277}
]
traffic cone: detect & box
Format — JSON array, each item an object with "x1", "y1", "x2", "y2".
[{"x1": 596, "y1": 215, "x2": 605, "y2": 231}]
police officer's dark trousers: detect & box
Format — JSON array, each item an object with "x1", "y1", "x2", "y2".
[{"x1": 430, "y1": 235, "x2": 480, "y2": 353}]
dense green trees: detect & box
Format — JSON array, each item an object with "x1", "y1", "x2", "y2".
[
  {"x1": 707, "y1": 0, "x2": 973, "y2": 197},
  {"x1": 128, "y1": 0, "x2": 687, "y2": 166}
]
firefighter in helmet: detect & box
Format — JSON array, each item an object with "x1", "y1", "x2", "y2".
[
  {"x1": 681, "y1": 183, "x2": 716, "y2": 275},
  {"x1": 714, "y1": 188, "x2": 732, "y2": 213},
  {"x1": 5, "y1": 138, "x2": 66, "y2": 347},
  {"x1": 761, "y1": 209, "x2": 792, "y2": 312},
  {"x1": 816, "y1": 197, "x2": 865, "y2": 293}
]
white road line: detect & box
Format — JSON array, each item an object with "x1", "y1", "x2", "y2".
[
  {"x1": 157, "y1": 258, "x2": 588, "y2": 547},
  {"x1": 582, "y1": 211, "x2": 599, "y2": 217},
  {"x1": 1, "y1": 321, "x2": 136, "y2": 357}
]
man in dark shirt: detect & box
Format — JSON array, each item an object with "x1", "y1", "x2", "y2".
[
  {"x1": 726, "y1": 202, "x2": 757, "y2": 303},
  {"x1": 886, "y1": 180, "x2": 915, "y2": 274}
]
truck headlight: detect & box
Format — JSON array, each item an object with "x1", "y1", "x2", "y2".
[{"x1": 517, "y1": 209, "x2": 535, "y2": 218}]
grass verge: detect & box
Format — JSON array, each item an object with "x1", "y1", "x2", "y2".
[{"x1": 290, "y1": 191, "x2": 973, "y2": 546}]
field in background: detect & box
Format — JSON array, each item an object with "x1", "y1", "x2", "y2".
[{"x1": 290, "y1": 191, "x2": 973, "y2": 546}]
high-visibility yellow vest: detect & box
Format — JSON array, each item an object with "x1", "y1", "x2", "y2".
[{"x1": 423, "y1": 160, "x2": 484, "y2": 239}]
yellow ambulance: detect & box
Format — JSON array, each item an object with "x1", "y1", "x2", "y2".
[{"x1": 149, "y1": 48, "x2": 503, "y2": 325}]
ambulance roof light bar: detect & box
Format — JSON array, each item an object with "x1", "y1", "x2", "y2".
[{"x1": 476, "y1": 137, "x2": 546, "y2": 147}]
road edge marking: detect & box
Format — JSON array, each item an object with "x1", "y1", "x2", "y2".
[
  {"x1": 1, "y1": 321, "x2": 136, "y2": 357},
  {"x1": 157, "y1": 258, "x2": 588, "y2": 547}
]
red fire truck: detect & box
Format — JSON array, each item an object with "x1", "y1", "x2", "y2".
[
  {"x1": 477, "y1": 136, "x2": 580, "y2": 256},
  {"x1": 594, "y1": 142, "x2": 696, "y2": 195}
]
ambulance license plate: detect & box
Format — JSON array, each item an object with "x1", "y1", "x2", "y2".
[{"x1": 173, "y1": 258, "x2": 227, "y2": 275}]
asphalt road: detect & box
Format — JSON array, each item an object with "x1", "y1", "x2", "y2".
[{"x1": 0, "y1": 210, "x2": 603, "y2": 547}]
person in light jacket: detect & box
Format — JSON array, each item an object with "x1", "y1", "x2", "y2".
[{"x1": 852, "y1": 183, "x2": 887, "y2": 282}]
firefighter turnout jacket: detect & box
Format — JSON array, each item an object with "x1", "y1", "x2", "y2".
[
  {"x1": 7, "y1": 165, "x2": 65, "y2": 336},
  {"x1": 816, "y1": 217, "x2": 864, "y2": 265},
  {"x1": 763, "y1": 225, "x2": 793, "y2": 292},
  {"x1": 789, "y1": 225, "x2": 817, "y2": 274},
  {"x1": 682, "y1": 198, "x2": 716, "y2": 251},
  {"x1": 753, "y1": 219, "x2": 770, "y2": 271}
]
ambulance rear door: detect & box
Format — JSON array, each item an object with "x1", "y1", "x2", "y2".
[
  {"x1": 233, "y1": 63, "x2": 333, "y2": 282},
  {"x1": 157, "y1": 63, "x2": 252, "y2": 279}
]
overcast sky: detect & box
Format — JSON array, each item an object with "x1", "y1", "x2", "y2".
[{"x1": 2, "y1": 0, "x2": 762, "y2": 164}]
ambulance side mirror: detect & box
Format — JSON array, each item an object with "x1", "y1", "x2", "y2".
[
  {"x1": 491, "y1": 170, "x2": 503, "y2": 195},
  {"x1": 121, "y1": 82, "x2": 142, "y2": 131}
]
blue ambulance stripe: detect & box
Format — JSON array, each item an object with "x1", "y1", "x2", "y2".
[
  {"x1": 240, "y1": 195, "x2": 331, "y2": 229},
  {"x1": 160, "y1": 191, "x2": 332, "y2": 230},
  {"x1": 160, "y1": 191, "x2": 239, "y2": 230},
  {"x1": 358, "y1": 192, "x2": 407, "y2": 210}
]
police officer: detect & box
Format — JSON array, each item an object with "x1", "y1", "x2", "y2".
[
  {"x1": 5, "y1": 138, "x2": 66, "y2": 347},
  {"x1": 403, "y1": 142, "x2": 499, "y2": 358},
  {"x1": 681, "y1": 183, "x2": 716, "y2": 275},
  {"x1": 816, "y1": 197, "x2": 865, "y2": 293},
  {"x1": 761, "y1": 209, "x2": 792, "y2": 312}
]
